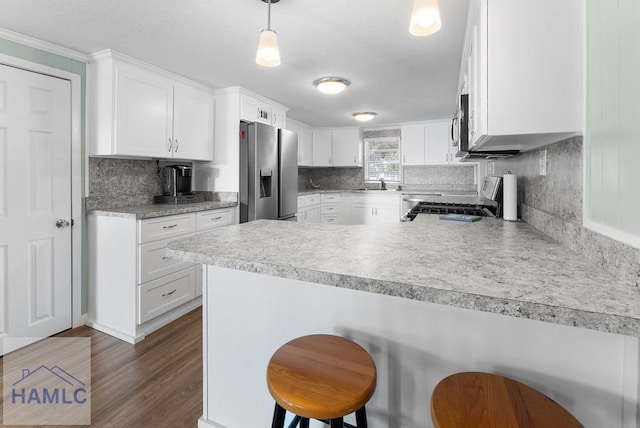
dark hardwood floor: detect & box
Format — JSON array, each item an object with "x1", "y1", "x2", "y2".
[{"x1": 1, "y1": 307, "x2": 203, "y2": 428}]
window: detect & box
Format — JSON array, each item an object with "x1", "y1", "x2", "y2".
[{"x1": 364, "y1": 137, "x2": 401, "y2": 182}]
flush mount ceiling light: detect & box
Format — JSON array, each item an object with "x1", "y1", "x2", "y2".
[
  {"x1": 313, "y1": 77, "x2": 350, "y2": 95},
  {"x1": 352, "y1": 112, "x2": 377, "y2": 122},
  {"x1": 409, "y1": 0, "x2": 442, "y2": 36},
  {"x1": 256, "y1": 0, "x2": 281, "y2": 67}
]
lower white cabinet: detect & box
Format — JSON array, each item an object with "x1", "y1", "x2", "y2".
[
  {"x1": 88, "y1": 207, "x2": 235, "y2": 343},
  {"x1": 350, "y1": 193, "x2": 401, "y2": 224},
  {"x1": 320, "y1": 193, "x2": 341, "y2": 224},
  {"x1": 297, "y1": 194, "x2": 321, "y2": 223}
]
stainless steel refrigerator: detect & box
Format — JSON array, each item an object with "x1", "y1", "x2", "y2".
[{"x1": 239, "y1": 121, "x2": 298, "y2": 223}]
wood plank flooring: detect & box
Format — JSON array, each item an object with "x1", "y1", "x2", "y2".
[{"x1": 1, "y1": 307, "x2": 203, "y2": 428}]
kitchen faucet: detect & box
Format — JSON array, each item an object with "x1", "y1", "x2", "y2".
[{"x1": 380, "y1": 178, "x2": 387, "y2": 190}]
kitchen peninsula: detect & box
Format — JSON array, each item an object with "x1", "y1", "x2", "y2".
[{"x1": 167, "y1": 217, "x2": 640, "y2": 428}]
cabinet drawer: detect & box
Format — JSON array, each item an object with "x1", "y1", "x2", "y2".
[
  {"x1": 321, "y1": 193, "x2": 340, "y2": 203},
  {"x1": 303, "y1": 194, "x2": 320, "y2": 206},
  {"x1": 321, "y1": 215, "x2": 339, "y2": 224},
  {"x1": 139, "y1": 213, "x2": 195, "y2": 243},
  {"x1": 138, "y1": 267, "x2": 196, "y2": 324},
  {"x1": 321, "y1": 204, "x2": 340, "y2": 215},
  {"x1": 196, "y1": 209, "x2": 233, "y2": 231},
  {"x1": 138, "y1": 237, "x2": 195, "y2": 284}
]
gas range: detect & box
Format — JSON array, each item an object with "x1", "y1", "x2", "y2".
[{"x1": 401, "y1": 176, "x2": 503, "y2": 222}]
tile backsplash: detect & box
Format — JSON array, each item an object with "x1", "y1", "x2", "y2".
[
  {"x1": 298, "y1": 165, "x2": 477, "y2": 192},
  {"x1": 493, "y1": 136, "x2": 640, "y2": 287},
  {"x1": 87, "y1": 158, "x2": 165, "y2": 209}
]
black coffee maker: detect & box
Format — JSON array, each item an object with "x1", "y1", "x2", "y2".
[{"x1": 162, "y1": 165, "x2": 192, "y2": 196}]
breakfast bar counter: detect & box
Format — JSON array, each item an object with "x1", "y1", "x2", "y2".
[{"x1": 167, "y1": 217, "x2": 640, "y2": 428}]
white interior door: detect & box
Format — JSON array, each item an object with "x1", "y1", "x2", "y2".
[{"x1": 0, "y1": 63, "x2": 72, "y2": 355}]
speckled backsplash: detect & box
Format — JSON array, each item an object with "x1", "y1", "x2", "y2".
[
  {"x1": 298, "y1": 165, "x2": 477, "y2": 192},
  {"x1": 493, "y1": 136, "x2": 640, "y2": 287},
  {"x1": 86, "y1": 158, "x2": 235, "y2": 210}
]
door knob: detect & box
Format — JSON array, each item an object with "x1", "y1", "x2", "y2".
[{"x1": 56, "y1": 219, "x2": 70, "y2": 229}]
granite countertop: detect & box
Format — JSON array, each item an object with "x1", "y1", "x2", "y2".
[
  {"x1": 298, "y1": 189, "x2": 477, "y2": 196},
  {"x1": 88, "y1": 201, "x2": 238, "y2": 220},
  {"x1": 166, "y1": 216, "x2": 640, "y2": 337}
]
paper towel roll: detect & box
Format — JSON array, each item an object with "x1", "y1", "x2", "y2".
[{"x1": 503, "y1": 173, "x2": 518, "y2": 221}]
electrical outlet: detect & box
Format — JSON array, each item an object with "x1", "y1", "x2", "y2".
[
  {"x1": 487, "y1": 161, "x2": 495, "y2": 175},
  {"x1": 539, "y1": 149, "x2": 547, "y2": 176}
]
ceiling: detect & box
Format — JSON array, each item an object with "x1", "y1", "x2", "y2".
[{"x1": 0, "y1": 0, "x2": 469, "y2": 128}]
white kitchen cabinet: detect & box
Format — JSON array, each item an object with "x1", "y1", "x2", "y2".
[
  {"x1": 320, "y1": 193, "x2": 341, "y2": 224},
  {"x1": 287, "y1": 119, "x2": 313, "y2": 166},
  {"x1": 193, "y1": 87, "x2": 288, "y2": 192},
  {"x1": 331, "y1": 128, "x2": 362, "y2": 167},
  {"x1": 311, "y1": 128, "x2": 362, "y2": 167},
  {"x1": 426, "y1": 120, "x2": 461, "y2": 165},
  {"x1": 401, "y1": 121, "x2": 460, "y2": 165},
  {"x1": 350, "y1": 193, "x2": 401, "y2": 224},
  {"x1": 401, "y1": 124, "x2": 426, "y2": 165},
  {"x1": 297, "y1": 194, "x2": 321, "y2": 223},
  {"x1": 462, "y1": 0, "x2": 583, "y2": 151},
  {"x1": 241, "y1": 93, "x2": 286, "y2": 128},
  {"x1": 312, "y1": 130, "x2": 333, "y2": 167},
  {"x1": 88, "y1": 207, "x2": 235, "y2": 343},
  {"x1": 88, "y1": 50, "x2": 214, "y2": 161}
]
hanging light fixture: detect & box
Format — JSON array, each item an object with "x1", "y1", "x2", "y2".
[
  {"x1": 256, "y1": 0, "x2": 281, "y2": 67},
  {"x1": 313, "y1": 77, "x2": 351, "y2": 95},
  {"x1": 409, "y1": 0, "x2": 442, "y2": 36},
  {"x1": 352, "y1": 112, "x2": 377, "y2": 122}
]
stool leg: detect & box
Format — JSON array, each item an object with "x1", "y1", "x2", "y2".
[
  {"x1": 330, "y1": 417, "x2": 343, "y2": 428},
  {"x1": 271, "y1": 403, "x2": 287, "y2": 428},
  {"x1": 299, "y1": 417, "x2": 309, "y2": 428},
  {"x1": 355, "y1": 406, "x2": 368, "y2": 428},
  {"x1": 287, "y1": 415, "x2": 301, "y2": 428}
]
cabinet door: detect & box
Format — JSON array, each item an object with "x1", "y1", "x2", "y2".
[
  {"x1": 240, "y1": 95, "x2": 270, "y2": 124},
  {"x1": 331, "y1": 129, "x2": 361, "y2": 166},
  {"x1": 305, "y1": 206, "x2": 321, "y2": 223},
  {"x1": 425, "y1": 121, "x2": 451, "y2": 165},
  {"x1": 289, "y1": 121, "x2": 313, "y2": 166},
  {"x1": 272, "y1": 106, "x2": 286, "y2": 128},
  {"x1": 351, "y1": 204, "x2": 376, "y2": 224},
  {"x1": 401, "y1": 124, "x2": 425, "y2": 165},
  {"x1": 173, "y1": 83, "x2": 214, "y2": 161},
  {"x1": 115, "y1": 62, "x2": 174, "y2": 157},
  {"x1": 375, "y1": 204, "x2": 401, "y2": 223},
  {"x1": 312, "y1": 130, "x2": 332, "y2": 166}
]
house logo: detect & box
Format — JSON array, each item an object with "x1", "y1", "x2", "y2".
[
  {"x1": 2, "y1": 337, "x2": 91, "y2": 425},
  {"x1": 11, "y1": 365, "x2": 88, "y2": 405}
]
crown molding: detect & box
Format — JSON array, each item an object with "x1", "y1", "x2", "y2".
[{"x1": 0, "y1": 27, "x2": 88, "y2": 63}]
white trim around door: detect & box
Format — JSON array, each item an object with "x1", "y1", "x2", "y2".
[{"x1": 0, "y1": 52, "x2": 84, "y2": 328}]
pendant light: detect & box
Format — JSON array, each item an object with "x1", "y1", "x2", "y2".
[
  {"x1": 409, "y1": 0, "x2": 442, "y2": 36},
  {"x1": 256, "y1": 0, "x2": 281, "y2": 67}
]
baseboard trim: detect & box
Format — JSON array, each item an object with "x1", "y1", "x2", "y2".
[
  {"x1": 198, "y1": 417, "x2": 227, "y2": 428},
  {"x1": 84, "y1": 320, "x2": 143, "y2": 344}
]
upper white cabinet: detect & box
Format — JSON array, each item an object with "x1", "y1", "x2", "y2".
[
  {"x1": 88, "y1": 50, "x2": 214, "y2": 161},
  {"x1": 463, "y1": 0, "x2": 583, "y2": 151},
  {"x1": 287, "y1": 119, "x2": 313, "y2": 166},
  {"x1": 312, "y1": 130, "x2": 333, "y2": 167},
  {"x1": 331, "y1": 128, "x2": 362, "y2": 167},
  {"x1": 401, "y1": 120, "x2": 460, "y2": 165},
  {"x1": 241, "y1": 94, "x2": 286, "y2": 128},
  {"x1": 311, "y1": 128, "x2": 362, "y2": 167},
  {"x1": 401, "y1": 124, "x2": 425, "y2": 166}
]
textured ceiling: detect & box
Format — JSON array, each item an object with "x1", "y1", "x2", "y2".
[{"x1": 0, "y1": 0, "x2": 469, "y2": 127}]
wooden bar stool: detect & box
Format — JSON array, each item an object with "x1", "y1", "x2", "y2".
[
  {"x1": 267, "y1": 334, "x2": 377, "y2": 428},
  {"x1": 431, "y1": 372, "x2": 583, "y2": 428}
]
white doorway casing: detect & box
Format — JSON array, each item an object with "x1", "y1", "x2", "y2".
[{"x1": 0, "y1": 52, "x2": 83, "y2": 334}]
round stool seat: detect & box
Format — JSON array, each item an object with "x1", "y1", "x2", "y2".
[
  {"x1": 431, "y1": 372, "x2": 583, "y2": 428},
  {"x1": 267, "y1": 334, "x2": 377, "y2": 420}
]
